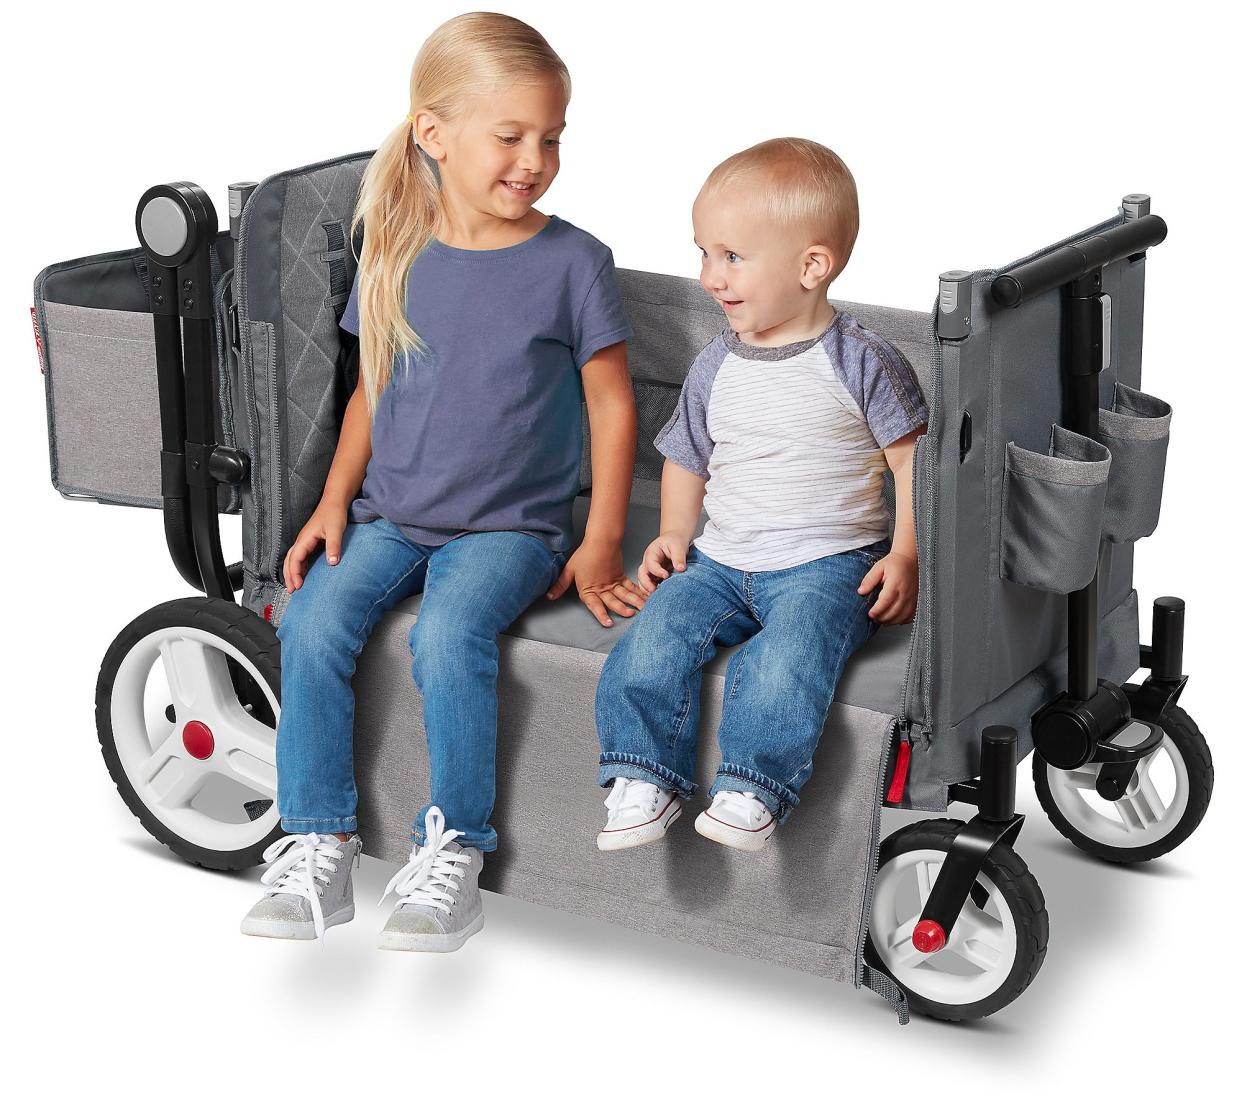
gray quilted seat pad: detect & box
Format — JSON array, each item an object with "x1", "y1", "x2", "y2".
[{"x1": 386, "y1": 493, "x2": 911, "y2": 717}]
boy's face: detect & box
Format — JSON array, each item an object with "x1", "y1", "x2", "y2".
[
  {"x1": 418, "y1": 79, "x2": 567, "y2": 223},
  {"x1": 692, "y1": 186, "x2": 833, "y2": 338}
]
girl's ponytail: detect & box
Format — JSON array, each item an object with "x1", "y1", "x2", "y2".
[
  {"x1": 350, "y1": 118, "x2": 441, "y2": 416},
  {"x1": 349, "y1": 12, "x2": 571, "y2": 418}
]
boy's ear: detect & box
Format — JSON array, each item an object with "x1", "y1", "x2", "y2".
[
  {"x1": 801, "y1": 244, "x2": 836, "y2": 291},
  {"x1": 414, "y1": 110, "x2": 448, "y2": 161}
]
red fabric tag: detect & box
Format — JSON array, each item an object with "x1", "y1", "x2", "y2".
[{"x1": 886, "y1": 739, "x2": 912, "y2": 804}]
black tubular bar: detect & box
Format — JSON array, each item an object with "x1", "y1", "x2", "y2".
[
  {"x1": 991, "y1": 214, "x2": 1167, "y2": 309},
  {"x1": 137, "y1": 182, "x2": 238, "y2": 603}
]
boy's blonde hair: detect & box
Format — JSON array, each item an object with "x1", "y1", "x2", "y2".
[
  {"x1": 700, "y1": 138, "x2": 859, "y2": 279},
  {"x1": 351, "y1": 12, "x2": 571, "y2": 415}
]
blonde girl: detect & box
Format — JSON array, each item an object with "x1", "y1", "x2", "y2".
[{"x1": 241, "y1": 12, "x2": 645, "y2": 949}]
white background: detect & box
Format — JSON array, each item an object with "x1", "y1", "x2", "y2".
[{"x1": 3, "y1": 0, "x2": 1236, "y2": 1097}]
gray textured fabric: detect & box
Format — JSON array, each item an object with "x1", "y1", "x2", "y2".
[
  {"x1": 36, "y1": 241, "x2": 240, "y2": 513},
  {"x1": 235, "y1": 151, "x2": 372, "y2": 616},
  {"x1": 40, "y1": 301, "x2": 164, "y2": 506},
  {"x1": 1098, "y1": 382, "x2": 1172, "y2": 542},
  {"x1": 351, "y1": 618, "x2": 896, "y2": 991},
  {"x1": 905, "y1": 210, "x2": 1146, "y2": 752},
  {"x1": 1000, "y1": 426, "x2": 1111, "y2": 593},
  {"x1": 898, "y1": 587, "x2": 1140, "y2": 811},
  {"x1": 351, "y1": 495, "x2": 913, "y2": 717}
]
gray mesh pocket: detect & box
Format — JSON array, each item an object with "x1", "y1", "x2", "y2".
[
  {"x1": 1097, "y1": 382, "x2": 1172, "y2": 543},
  {"x1": 1001, "y1": 425, "x2": 1111, "y2": 593}
]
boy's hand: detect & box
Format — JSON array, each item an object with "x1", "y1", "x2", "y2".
[
  {"x1": 637, "y1": 533, "x2": 690, "y2": 594},
  {"x1": 283, "y1": 500, "x2": 348, "y2": 592},
  {"x1": 547, "y1": 537, "x2": 647, "y2": 627},
  {"x1": 858, "y1": 552, "x2": 918, "y2": 625}
]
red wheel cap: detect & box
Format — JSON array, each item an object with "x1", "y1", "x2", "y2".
[
  {"x1": 182, "y1": 720, "x2": 215, "y2": 760},
  {"x1": 912, "y1": 919, "x2": 946, "y2": 954}
]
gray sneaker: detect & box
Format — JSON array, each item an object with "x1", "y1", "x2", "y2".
[
  {"x1": 241, "y1": 832, "x2": 362, "y2": 941},
  {"x1": 377, "y1": 807, "x2": 484, "y2": 952}
]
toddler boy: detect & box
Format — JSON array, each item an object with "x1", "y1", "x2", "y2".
[{"x1": 594, "y1": 138, "x2": 927, "y2": 852}]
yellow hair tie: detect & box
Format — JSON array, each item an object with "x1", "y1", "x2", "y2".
[{"x1": 406, "y1": 114, "x2": 415, "y2": 123}]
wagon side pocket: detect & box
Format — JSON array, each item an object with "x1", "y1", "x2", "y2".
[
  {"x1": 1000, "y1": 425, "x2": 1111, "y2": 593},
  {"x1": 41, "y1": 300, "x2": 164, "y2": 506},
  {"x1": 1096, "y1": 382, "x2": 1172, "y2": 543}
]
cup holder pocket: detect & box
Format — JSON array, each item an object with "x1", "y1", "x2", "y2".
[
  {"x1": 1001, "y1": 425, "x2": 1111, "y2": 593},
  {"x1": 1096, "y1": 382, "x2": 1172, "y2": 543}
]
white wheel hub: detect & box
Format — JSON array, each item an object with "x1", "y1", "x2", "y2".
[
  {"x1": 870, "y1": 847, "x2": 1019, "y2": 1007},
  {"x1": 1044, "y1": 734, "x2": 1189, "y2": 849},
  {"x1": 109, "y1": 624, "x2": 279, "y2": 851}
]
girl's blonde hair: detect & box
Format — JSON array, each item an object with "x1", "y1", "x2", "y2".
[
  {"x1": 350, "y1": 12, "x2": 571, "y2": 415},
  {"x1": 700, "y1": 138, "x2": 860, "y2": 278}
]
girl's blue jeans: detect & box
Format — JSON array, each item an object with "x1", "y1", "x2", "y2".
[
  {"x1": 595, "y1": 540, "x2": 889, "y2": 824},
  {"x1": 275, "y1": 517, "x2": 563, "y2": 852}
]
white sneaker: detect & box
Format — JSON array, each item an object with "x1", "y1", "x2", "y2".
[
  {"x1": 694, "y1": 790, "x2": 776, "y2": 852},
  {"x1": 597, "y1": 777, "x2": 682, "y2": 851}
]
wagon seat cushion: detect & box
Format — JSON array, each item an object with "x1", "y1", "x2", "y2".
[{"x1": 386, "y1": 492, "x2": 913, "y2": 717}]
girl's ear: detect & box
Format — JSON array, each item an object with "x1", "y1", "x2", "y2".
[
  {"x1": 414, "y1": 110, "x2": 448, "y2": 162},
  {"x1": 801, "y1": 244, "x2": 836, "y2": 291}
]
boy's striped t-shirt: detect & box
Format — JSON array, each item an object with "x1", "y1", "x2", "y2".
[{"x1": 654, "y1": 310, "x2": 927, "y2": 572}]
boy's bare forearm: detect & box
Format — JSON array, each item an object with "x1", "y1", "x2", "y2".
[
  {"x1": 660, "y1": 459, "x2": 707, "y2": 543},
  {"x1": 884, "y1": 430, "x2": 922, "y2": 561},
  {"x1": 321, "y1": 384, "x2": 374, "y2": 508}
]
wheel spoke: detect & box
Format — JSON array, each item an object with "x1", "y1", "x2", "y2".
[
  {"x1": 1116, "y1": 771, "x2": 1166, "y2": 831},
  {"x1": 915, "y1": 860, "x2": 939, "y2": 905},
  {"x1": 152, "y1": 762, "x2": 206, "y2": 809},
  {"x1": 135, "y1": 731, "x2": 185, "y2": 787},
  {"x1": 1062, "y1": 765, "x2": 1101, "y2": 791},
  {"x1": 217, "y1": 711, "x2": 277, "y2": 766},
  {"x1": 159, "y1": 637, "x2": 233, "y2": 718},
  {"x1": 950, "y1": 909, "x2": 1007, "y2": 972}
]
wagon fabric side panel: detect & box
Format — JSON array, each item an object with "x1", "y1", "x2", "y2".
[{"x1": 902, "y1": 213, "x2": 1149, "y2": 808}]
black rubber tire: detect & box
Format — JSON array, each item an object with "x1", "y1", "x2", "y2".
[
  {"x1": 1033, "y1": 704, "x2": 1213, "y2": 864},
  {"x1": 864, "y1": 818, "x2": 1049, "y2": 1022},
  {"x1": 95, "y1": 596, "x2": 282, "y2": 872}
]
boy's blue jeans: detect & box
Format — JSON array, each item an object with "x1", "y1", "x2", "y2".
[
  {"x1": 595, "y1": 540, "x2": 889, "y2": 824},
  {"x1": 275, "y1": 517, "x2": 563, "y2": 852}
]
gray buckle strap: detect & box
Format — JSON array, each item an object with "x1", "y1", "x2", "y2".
[
  {"x1": 861, "y1": 964, "x2": 911, "y2": 1025},
  {"x1": 321, "y1": 220, "x2": 350, "y2": 317}
]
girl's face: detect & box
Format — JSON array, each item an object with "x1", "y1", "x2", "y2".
[{"x1": 419, "y1": 79, "x2": 568, "y2": 224}]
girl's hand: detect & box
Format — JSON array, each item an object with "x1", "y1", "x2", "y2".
[
  {"x1": 283, "y1": 500, "x2": 348, "y2": 592},
  {"x1": 546, "y1": 538, "x2": 647, "y2": 627},
  {"x1": 858, "y1": 552, "x2": 918, "y2": 625},
  {"x1": 637, "y1": 533, "x2": 689, "y2": 594}
]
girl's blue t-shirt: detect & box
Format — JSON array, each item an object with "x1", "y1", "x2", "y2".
[{"x1": 339, "y1": 215, "x2": 631, "y2": 554}]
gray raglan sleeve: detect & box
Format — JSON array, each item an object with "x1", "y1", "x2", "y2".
[
  {"x1": 852, "y1": 336, "x2": 929, "y2": 448},
  {"x1": 652, "y1": 337, "x2": 724, "y2": 479}
]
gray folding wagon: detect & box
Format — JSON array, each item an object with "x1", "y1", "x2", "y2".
[{"x1": 33, "y1": 152, "x2": 1214, "y2": 1023}]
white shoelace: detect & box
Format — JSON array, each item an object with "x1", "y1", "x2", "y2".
[
  {"x1": 710, "y1": 790, "x2": 769, "y2": 828},
  {"x1": 380, "y1": 807, "x2": 472, "y2": 916},
  {"x1": 604, "y1": 777, "x2": 664, "y2": 826},
  {"x1": 259, "y1": 832, "x2": 346, "y2": 940}
]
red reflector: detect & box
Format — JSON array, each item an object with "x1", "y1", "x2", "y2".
[
  {"x1": 912, "y1": 919, "x2": 945, "y2": 954},
  {"x1": 263, "y1": 603, "x2": 273, "y2": 622},
  {"x1": 181, "y1": 720, "x2": 215, "y2": 760},
  {"x1": 886, "y1": 740, "x2": 912, "y2": 804}
]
